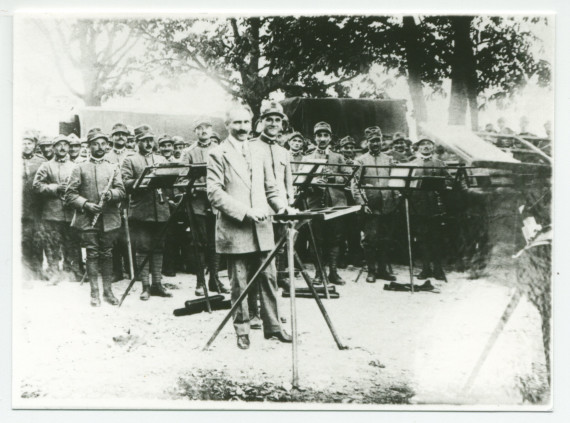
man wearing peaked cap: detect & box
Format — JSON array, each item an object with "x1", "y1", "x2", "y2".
[
  {"x1": 121, "y1": 125, "x2": 172, "y2": 301},
  {"x1": 158, "y1": 134, "x2": 175, "y2": 162},
  {"x1": 172, "y1": 136, "x2": 185, "y2": 160},
  {"x1": 33, "y1": 134, "x2": 82, "y2": 283},
  {"x1": 286, "y1": 132, "x2": 305, "y2": 174},
  {"x1": 65, "y1": 130, "x2": 125, "y2": 306},
  {"x1": 21, "y1": 130, "x2": 47, "y2": 280},
  {"x1": 388, "y1": 132, "x2": 414, "y2": 164},
  {"x1": 302, "y1": 121, "x2": 348, "y2": 286},
  {"x1": 408, "y1": 137, "x2": 449, "y2": 281},
  {"x1": 106, "y1": 123, "x2": 134, "y2": 166},
  {"x1": 182, "y1": 119, "x2": 230, "y2": 296},
  {"x1": 67, "y1": 134, "x2": 82, "y2": 163},
  {"x1": 38, "y1": 135, "x2": 55, "y2": 160},
  {"x1": 249, "y1": 100, "x2": 294, "y2": 310},
  {"x1": 351, "y1": 128, "x2": 399, "y2": 283}
]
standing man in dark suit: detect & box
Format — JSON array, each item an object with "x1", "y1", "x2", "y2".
[
  {"x1": 65, "y1": 130, "x2": 125, "y2": 306},
  {"x1": 207, "y1": 105, "x2": 293, "y2": 350},
  {"x1": 121, "y1": 125, "x2": 172, "y2": 300},
  {"x1": 302, "y1": 122, "x2": 348, "y2": 285},
  {"x1": 21, "y1": 131, "x2": 47, "y2": 280}
]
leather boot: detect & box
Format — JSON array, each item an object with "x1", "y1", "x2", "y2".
[
  {"x1": 208, "y1": 252, "x2": 229, "y2": 293},
  {"x1": 312, "y1": 270, "x2": 324, "y2": 285},
  {"x1": 365, "y1": 251, "x2": 376, "y2": 283},
  {"x1": 137, "y1": 254, "x2": 151, "y2": 300},
  {"x1": 417, "y1": 263, "x2": 432, "y2": 280},
  {"x1": 101, "y1": 257, "x2": 119, "y2": 305},
  {"x1": 86, "y1": 260, "x2": 100, "y2": 307},
  {"x1": 150, "y1": 253, "x2": 172, "y2": 297},
  {"x1": 195, "y1": 253, "x2": 206, "y2": 296},
  {"x1": 327, "y1": 246, "x2": 345, "y2": 285},
  {"x1": 432, "y1": 263, "x2": 447, "y2": 281}
]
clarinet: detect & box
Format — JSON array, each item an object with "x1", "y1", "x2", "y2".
[{"x1": 91, "y1": 171, "x2": 116, "y2": 228}]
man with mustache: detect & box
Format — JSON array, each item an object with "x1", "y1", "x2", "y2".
[
  {"x1": 106, "y1": 123, "x2": 134, "y2": 165},
  {"x1": 388, "y1": 132, "x2": 414, "y2": 164},
  {"x1": 172, "y1": 136, "x2": 185, "y2": 161},
  {"x1": 65, "y1": 129, "x2": 125, "y2": 306},
  {"x1": 33, "y1": 134, "x2": 81, "y2": 282},
  {"x1": 182, "y1": 120, "x2": 230, "y2": 296},
  {"x1": 351, "y1": 129, "x2": 399, "y2": 283},
  {"x1": 301, "y1": 121, "x2": 348, "y2": 285},
  {"x1": 207, "y1": 105, "x2": 294, "y2": 350},
  {"x1": 68, "y1": 134, "x2": 82, "y2": 162},
  {"x1": 21, "y1": 131, "x2": 47, "y2": 280},
  {"x1": 121, "y1": 125, "x2": 172, "y2": 300}
]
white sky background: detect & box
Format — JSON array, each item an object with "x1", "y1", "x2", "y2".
[{"x1": 13, "y1": 14, "x2": 554, "y2": 137}]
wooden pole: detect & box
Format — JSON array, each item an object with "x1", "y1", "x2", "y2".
[
  {"x1": 405, "y1": 197, "x2": 415, "y2": 293},
  {"x1": 288, "y1": 223, "x2": 299, "y2": 388}
]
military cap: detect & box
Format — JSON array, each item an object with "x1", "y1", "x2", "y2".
[
  {"x1": 210, "y1": 132, "x2": 221, "y2": 142},
  {"x1": 158, "y1": 134, "x2": 173, "y2": 145},
  {"x1": 414, "y1": 138, "x2": 435, "y2": 147},
  {"x1": 172, "y1": 136, "x2": 185, "y2": 146},
  {"x1": 67, "y1": 133, "x2": 81, "y2": 145},
  {"x1": 287, "y1": 131, "x2": 305, "y2": 144},
  {"x1": 365, "y1": 126, "x2": 383, "y2": 140},
  {"x1": 260, "y1": 101, "x2": 286, "y2": 120},
  {"x1": 53, "y1": 134, "x2": 70, "y2": 146},
  {"x1": 111, "y1": 122, "x2": 129, "y2": 135},
  {"x1": 38, "y1": 135, "x2": 54, "y2": 146},
  {"x1": 22, "y1": 130, "x2": 37, "y2": 143},
  {"x1": 392, "y1": 132, "x2": 406, "y2": 141},
  {"x1": 86, "y1": 128, "x2": 109, "y2": 143},
  {"x1": 339, "y1": 135, "x2": 356, "y2": 148},
  {"x1": 134, "y1": 125, "x2": 154, "y2": 141},
  {"x1": 194, "y1": 119, "x2": 213, "y2": 130},
  {"x1": 314, "y1": 121, "x2": 332, "y2": 135}
]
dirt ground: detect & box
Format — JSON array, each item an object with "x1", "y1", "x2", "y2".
[{"x1": 13, "y1": 254, "x2": 550, "y2": 409}]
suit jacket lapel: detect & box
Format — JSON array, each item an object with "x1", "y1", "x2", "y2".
[{"x1": 223, "y1": 140, "x2": 252, "y2": 188}]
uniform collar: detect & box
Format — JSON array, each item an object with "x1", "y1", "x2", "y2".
[
  {"x1": 260, "y1": 132, "x2": 277, "y2": 145},
  {"x1": 90, "y1": 156, "x2": 106, "y2": 164},
  {"x1": 138, "y1": 151, "x2": 153, "y2": 158},
  {"x1": 197, "y1": 139, "x2": 212, "y2": 148},
  {"x1": 54, "y1": 155, "x2": 69, "y2": 163},
  {"x1": 113, "y1": 147, "x2": 125, "y2": 155},
  {"x1": 419, "y1": 153, "x2": 433, "y2": 161},
  {"x1": 22, "y1": 152, "x2": 34, "y2": 160},
  {"x1": 316, "y1": 147, "x2": 329, "y2": 155}
]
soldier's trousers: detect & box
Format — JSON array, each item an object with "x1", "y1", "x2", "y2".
[
  {"x1": 413, "y1": 216, "x2": 444, "y2": 268},
  {"x1": 228, "y1": 252, "x2": 281, "y2": 336},
  {"x1": 79, "y1": 229, "x2": 119, "y2": 268},
  {"x1": 312, "y1": 219, "x2": 343, "y2": 266},
  {"x1": 42, "y1": 220, "x2": 82, "y2": 280},
  {"x1": 163, "y1": 207, "x2": 188, "y2": 275},
  {"x1": 21, "y1": 218, "x2": 43, "y2": 280},
  {"x1": 130, "y1": 221, "x2": 165, "y2": 285}
]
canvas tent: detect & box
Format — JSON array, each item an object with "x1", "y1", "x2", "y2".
[{"x1": 280, "y1": 97, "x2": 409, "y2": 141}]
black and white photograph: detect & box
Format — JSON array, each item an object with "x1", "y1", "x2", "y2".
[{"x1": 11, "y1": 10, "x2": 554, "y2": 411}]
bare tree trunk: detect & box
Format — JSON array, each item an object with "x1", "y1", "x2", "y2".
[
  {"x1": 448, "y1": 16, "x2": 479, "y2": 129},
  {"x1": 402, "y1": 17, "x2": 428, "y2": 134}
]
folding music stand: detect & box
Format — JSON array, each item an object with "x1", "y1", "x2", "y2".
[
  {"x1": 203, "y1": 205, "x2": 360, "y2": 389},
  {"x1": 290, "y1": 160, "x2": 360, "y2": 298},
  {"x1": 354, "y1": 164, "x2": 471, "y2": 292},
  {"x1": 118, "y1": 163, "x2": 216, "y2": 311}
]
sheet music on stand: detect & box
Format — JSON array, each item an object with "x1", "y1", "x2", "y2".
[{"x1": 132, "y1": 163, "x2": 191, "y2": 190}]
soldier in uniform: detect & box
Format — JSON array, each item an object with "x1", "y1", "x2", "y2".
[
  {"x1": 21, "y1": 131, "x2": 47, "y2": 280},
  {"x1": 337, "y1": 136, "x2": 363, "y2": 267},
  {"x1": 182, "y1": 120, "x2": 230, "y2": 295},
  {"x1": 172, "y1": 136, "x2": 185, "y2": 161},
  {"x1": 33, "y1": 135, "x2": 82, "y2": 282},
  {"x1": 207, "y1": 105, "x2": 293, "y2": 349},
  {"x1": 78, "y1": 138, "x2": 90, "y2": 162},
  {"x1": 106, "y1": 123, "x2": 134, "y2": 165},
  {"x1": 68, "y1": 134, "x2": 82, "y2": 162},
  {"x1": 351, "y1": 130, "x2": 399, "y2": 282},
  {"x1": 302, "y1": 121, "x2": 348, "y2": 285},
  {"x1": 121, "y1": 125, "x2": 172, "y2": 300},
  {"x1": 158, "y1": 134, "x2": 176, "y2": 162},
  {"x1": 388, "y1": 132, "x2": 414, "y2": 164},
  {"x1": 65, "y1": 130, "x2": 125, "y2": 306},
  {"x1": 38, "y1": 135, "x2": 54, "y2": 161},
  {"x1": 408, "y1": 138, "x2": 449, "y2": 281},
  {"x1": 250, "y1": 102, "x2": 294, "y2": 292},
  {"x1": 286, "y1": 132, "x2": 305, "y2": 174}
]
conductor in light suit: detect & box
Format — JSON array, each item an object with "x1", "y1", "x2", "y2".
[{"x1": 207, "y1": 105, "x2": 294, "y2": 350}]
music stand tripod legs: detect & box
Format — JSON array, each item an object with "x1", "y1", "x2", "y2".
[{"x1": 203, "y1": 219, "x2": 347, "y2": 387}]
